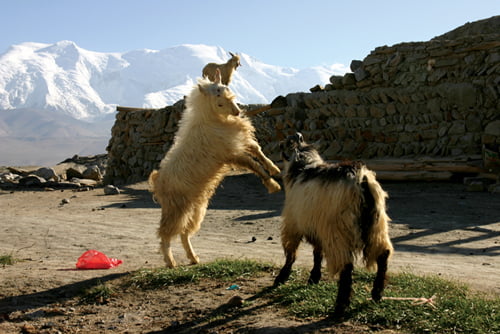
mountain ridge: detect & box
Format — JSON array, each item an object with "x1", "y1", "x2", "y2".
[
  {"x1": 0, "y1": 42, "x2": 347, "y2": 121},
  {"x1": 0, "y1": 42, "x2": 347, "y2": 165}
]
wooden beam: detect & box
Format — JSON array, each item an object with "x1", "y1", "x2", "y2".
[
  {"x1": 374, "y1": 171, "x2": 453, "y2": 181},
  {"x1": 116, "y1": 106, "x2": 156, "y2": 112},
  {"x1": 245, "y1": 105, "x2": 271, "y2": 117},
  {"x1": 365, "y1": 160, "x2": 485, "y2": 174}
]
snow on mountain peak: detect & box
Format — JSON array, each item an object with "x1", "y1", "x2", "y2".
[{"x1": 0, "y1": 41, "x2": 348, "y2": 121}]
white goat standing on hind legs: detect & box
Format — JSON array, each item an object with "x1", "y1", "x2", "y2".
[
  {"x1": 274, "y1": 132, "x2": 393, "y2": 318},
  {"x1": 202, "y1": 52, "x2": 241, "y2": 85},
  {"x1": 148, "y1": 69, "x2": 281, "y2": 268}
]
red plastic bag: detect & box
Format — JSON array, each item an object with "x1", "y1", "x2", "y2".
[{"x1": 76, "y1": 250, "x2": 123, "y2": 269}]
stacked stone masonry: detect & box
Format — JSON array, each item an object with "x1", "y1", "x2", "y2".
[{"x1": 105, "y1": 33, "x2": 499, "y2": 185}]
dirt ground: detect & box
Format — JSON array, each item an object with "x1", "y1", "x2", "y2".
[{"x1": 0, "y1": 173, "x2": 499, "y2": 333}]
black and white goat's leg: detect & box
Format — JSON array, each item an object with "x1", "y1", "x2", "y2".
[
  {"x1": 371, "y1": 249, "x2": 390, "y2": 302},
  {"x1": 274, "y1": 227, "x2": 302, "y2": 286},
  {"x1": 307, "y1": 242, "x2": 322, "y2": 284},
  {"x1": 333, "y1": 263, "x2": 354, "y2": 318}
]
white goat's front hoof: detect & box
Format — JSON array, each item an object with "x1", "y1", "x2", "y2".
[
  {"x1": 265, "y1": 178, "x2": 281, "y2": 193},
  {"x1": 269, "y1": 165, "x2": 281, "y2": 176}
]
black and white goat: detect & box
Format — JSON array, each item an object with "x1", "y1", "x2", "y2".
[{"x1": 274, "y1": 132, "x2": 393, "y2": 317}]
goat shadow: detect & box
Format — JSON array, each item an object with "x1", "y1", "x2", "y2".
[
  {"x1": 100, "y1": 173, "x2": 284, "y2": 217},
  {"x1": 210, "y1": 173, "x2": 284, "y2": 211},
  {"x1": 145, "y1": 285, "x2": 369, "y2": 334},
  {"x1": 383, "y1": 181, "x2": 500, "y2": 257},
  {"x1": 0, "y1": 273, "x2": 127, "y2": 315}
]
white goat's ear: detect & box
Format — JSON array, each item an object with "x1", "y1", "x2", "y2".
[
  {"x1": 214, "y1": 68, "x2": 222, "y2": 84},
  {"x1": 198, "y1": 84, "x2": 207, "y2": 95}
]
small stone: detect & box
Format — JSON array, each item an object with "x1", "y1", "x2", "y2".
[
  {"x1": 83, "y1": 165, "x2": 103, "y2": 181},
  {"x1": 270, "y1": 95, "x2": 287, "y2": 108},
  {"x1": 104, "y1": 185, "x2": 120, "y2": 195},
  {"x1": 350, "y1": 59, "x2": 363, "y2": 72},
  {"x1": 71, "y1": 178, "x2": 97, "y2": 187},
  {"x1": 34, "y1": 167, "x2": 59, "y2": 181},
  {"x1": 354, "y1": 67, "x2": 368, "y2": 81},
  {"x1": 66, "y1": 165, "x2": 86, "y2": 179},
  {"x1": 309, "y1": 84, "x2": 323, "y2": 92},
  {"x1": 19, "y1": 175, "x2": 45, "y2": 187},
  {"x1": 226, "y1": 295, "x2": 244, "y2": 307},
  {"x1": 0, "y1": 172, "x2": 18, "y2": 182}
]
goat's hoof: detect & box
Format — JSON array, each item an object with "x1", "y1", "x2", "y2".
[
  {"x1": 371, "y1": 289, "x2": 383, "y2": 302},
  {"x1": 273, "y1": 277, "x2": 286, "y2": 287},
  {"x1": 190, "y1": 256, "x2": 200, "y2": 265},
  {"x1": 266, "y1": 179, "x2": 281, "y2": 193},
  {"x1": 330, "y1": 310, "x2": 346, "y2": 323},
  {"x1": 269, "y1": 166, "x2": 281, "y2": 176},
  {"x1": 307, "y1": 277, "x2": 320, "y2": 285},
  {"x1": 332, "y1": 305, "x2": 348, "y2": 321}
]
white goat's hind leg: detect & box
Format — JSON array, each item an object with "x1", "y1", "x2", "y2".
[
  {"x1": 180, "y1": 204, "x2": 206, "y2": 265},
  {"x1": 181, "y1": 233, "x2": 199, "y2": 265},
  {"x1": 160, "y1": 238, "x2": 177, "y2": 268}
]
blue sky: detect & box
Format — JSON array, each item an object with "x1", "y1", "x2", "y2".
[{"x1": 1, "y1": 0, "x2": 499, "y2": 68}]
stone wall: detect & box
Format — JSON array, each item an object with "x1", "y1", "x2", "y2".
[
  {"x1": 104, "y1": 101, "x2": 185, "y2": 184},
  {"x1": 255, "y1": 34, "x2": 500, "y2": 162},
  {"x1": 105, "y1": 31, "x2": 499, "y2": 185}
]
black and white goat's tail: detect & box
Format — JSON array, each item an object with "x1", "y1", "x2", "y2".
[{"x1": 358, "y1": 166, "x2": 393, "y2": 271}]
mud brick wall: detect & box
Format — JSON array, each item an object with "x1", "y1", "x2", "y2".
[{"x1": 105, "y1": 34, "x2": 499, "y2": 185}]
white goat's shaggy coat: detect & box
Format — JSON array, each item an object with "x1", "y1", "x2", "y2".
[
  {"x1": 202, "y1": 52, "x2": 241, "y2": 85},
  {"x1": 149, "y1": 72, "x2": 280, "y2": 268},
  {"x1": 274, "y1": 133, "x2": 393, "y2": 317}
]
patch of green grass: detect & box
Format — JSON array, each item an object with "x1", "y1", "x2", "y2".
[
  {"x1": 123, "y1": 259, "x2": 499, "y2": 333},
  {"x1": 0, "y1": 254, "x2": 16, "y2": 266},
  {"x1": 128, "y1": 259, "x2": 273, "y2": 289},
  {"x1": 272, "y1": 270, "x2": 500, "y2": 334},
  {"x1": 80, "y1": 281, "x2": 116, "y2": 305}
]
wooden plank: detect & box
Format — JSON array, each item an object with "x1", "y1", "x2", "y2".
[
  {"x1": 245, "y1": 105, "x2": 271, "y2": 117},
  {"x1": 365, "y1": 160, "x2": 485, "y2": 173},
  {"x1": 374, "y1": 171, "x2": 454, "y2": 181},
  {"x1": 116, "y1": 106, "x2": 156, "y2": 112}
]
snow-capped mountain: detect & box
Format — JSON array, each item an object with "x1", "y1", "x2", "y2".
[
  {"x1": 0, "y1": 41, "x2": 348, "y2": 166},
  {"x1": 0, "y1": 41, "x2": 348, "y2": 121}
]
